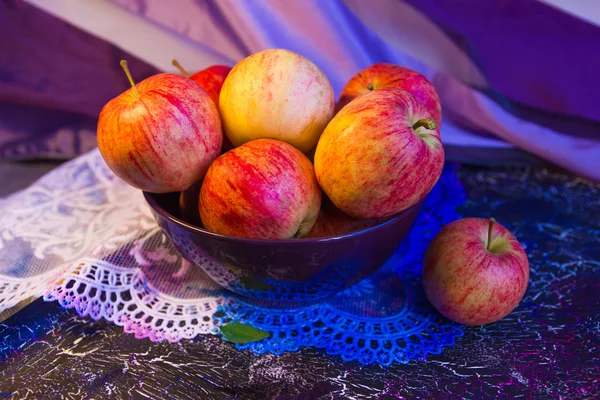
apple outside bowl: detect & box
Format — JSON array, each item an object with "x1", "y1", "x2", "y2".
[{"x1": 143, "y1": 190, "x2": 423, "y2": 303}]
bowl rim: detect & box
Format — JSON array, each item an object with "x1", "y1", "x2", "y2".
[{"x1": 143, "y1": 191, "x2": 422, "y2": 245}]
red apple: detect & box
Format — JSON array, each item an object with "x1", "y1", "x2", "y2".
[
  {"x1": 314, "y1": 88, "x2": 444, "y2": 219},
  {"x1": 192, "y1": 66, "x2": 231, "y2": 105},
  {"x1": 423, "y1": 218, "x2": 530, "y2": 326},
  {"x1": 172, "y1": 59, "x2": 234, "y2": 152},
  {"x1": 199, "y1": 139, "x2": 322, "y2": 239},
  {"x1": 337, "y1": 63, "x2": 441, "y2": 124},
  {"x1": 171, "y1": 59, "x2": 232, "y2": 106},
  {"x1": 305, "y1": 196, "x2": 386, "y2": 238},
  {"x1": 179, "y1": 180, "x2": 203, "y2": 227},
  {"x1": 97, "y1": 60, "x2": 222, "y2": 193}
]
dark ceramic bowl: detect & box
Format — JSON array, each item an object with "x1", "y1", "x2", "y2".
[{"x1": 144, "y1": 191, "x2": 422, "y2": 303}]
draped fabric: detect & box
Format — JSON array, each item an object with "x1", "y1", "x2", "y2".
[
  {"x1": 0, "y1": 0, "x2": 159, "y2": 160},
  {"x1": 3, "y1": 0, "x2": 599, "y2": 180}
]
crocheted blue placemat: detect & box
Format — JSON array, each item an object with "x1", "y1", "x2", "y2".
[{"x1": 217, "y1": 166, "x2": 466, "y2": 365}]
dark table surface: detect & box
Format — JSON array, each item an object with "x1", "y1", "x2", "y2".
[{"x1": 1, "y1": 163, "x2": 599, "y2": 399}]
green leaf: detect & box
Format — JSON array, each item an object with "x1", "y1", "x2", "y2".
[
  {"x1": 220, "y1": 322, "x2": 270, "y2": 344},
  {"x1": 239, "y1": 276, "x2": 274, "y2": 291},
  {"x1": 223, "y1": 263, "x2": 242, "y2": 276}
]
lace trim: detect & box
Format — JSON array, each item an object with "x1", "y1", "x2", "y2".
[
  {"x1": 44, "y1": 258, "x2": 229, "y2": 342},
  {"x1": 0, "y1": 269, "x2": 61, "y2": 312}
]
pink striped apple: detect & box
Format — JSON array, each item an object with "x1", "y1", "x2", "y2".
[
  {"x1": 97, "y1": 61, "x2": 222, "y2": 193},
  {"x1": 172, "y1": 59, "x2": 234, "y2": 152},
  {"x1": 183, "y1": 64, "x2": 231, "y2": 107},
  {"x1": 199, "y1": 139, "x2": 321, "y2": 239},
  {"x1": 423, "y1": 218, "x2": 530, "y2": 326},
  {"x1": 305, "y1": 196, "x2": 385, "y2": 238},
  {"x1": 314, "y1": 88, "x2": 444, "y2": 219},
  {"x1": 337, "y1": 63, "x2": 442, "y2": 124}
]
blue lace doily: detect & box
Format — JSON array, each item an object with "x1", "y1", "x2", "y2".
[{"x1": 216, "y1": 166, "x2": 466, "y2": 366}]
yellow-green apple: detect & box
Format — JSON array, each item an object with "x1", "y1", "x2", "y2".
[
  {"x1": 423, "y1": 218, "x2": 530, "y2": 326},
  {"x1": 172, "y1": 59, "x2": 234, "y2": 152},
  {"x1": 199, "y1": 139, "x2": 321, "y2": 239},
  {"x1": 97, "y1": 60, "x2": 222, "y2": 193},
  {"x1": 337, "y1": 63, "x2": 442, "y2": 124},
  {"x1": 314, "y1": 88, "x2": 443, "y2": 219},
  {"x1": 219, "y1": 49, "x2": 335, "y2": 153},
  {"x1": 305, "y1": 196, "x2": 386, "y2": 238}
]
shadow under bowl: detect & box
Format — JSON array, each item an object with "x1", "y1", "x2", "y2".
[{"x1": 143, "y1": 191, "x2": 422, "y2": 303}]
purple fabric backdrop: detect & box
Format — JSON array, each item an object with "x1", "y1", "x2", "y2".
[
  {"x1": 2, "y1": 0, "x2": 599, "y2": 180},
  {"x1": 404, "y1": 0, "x2": 600, "y2": 125},
  {"x1": 0, "y1": 0, "x2": 159, "y2": 159}
]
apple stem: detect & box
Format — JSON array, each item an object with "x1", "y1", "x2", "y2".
[
  {"x1": 367, "y1": 83, "x2": 374, "y2": 91},
  {"x1": 172, "y1": 59, "x2": 191, "y2": 78},
  {"x1": 486, "y1": 218, "x2": 496, "y2": 251},
  {"x1": 120, "y1": 60, "x2": 140, "y2": 98},
  {"x1": 412, "y1": 118, "x2": 437, "y2": 131}
]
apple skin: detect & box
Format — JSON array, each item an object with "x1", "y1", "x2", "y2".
[
  {"x1": 189, "y1": 65, "x2": 232, "y2": 106},
  {"x1": 188, "y1": 65, "x2": 234, "y2": 152},
  {"x1": 97, "y1": 73, "x2": 222, "y2": 193},
  {"x1": 314, "y1": 88, "x2": 444, "y2": 219},
  {"x1": 199, "y1": 139, "x2": 322, "y2": 239},
  {"x1": 305, "y1": 196, "x2": 386, "y2": 238},
  {"x1": 423, "y1": 218, "x2": 530, "y2": 326},
  {"x1": 337, "y1": 63, "x2": 442, "y2": 124},
  {"x1": 179, "y1": 180, "x2": 203, "y2": 227},
  {"x1": 219, "y1": 49, "x2": 335, "y2": 153}
]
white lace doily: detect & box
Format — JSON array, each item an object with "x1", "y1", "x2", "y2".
[
  {"x1": 0, "y1": 149, "x2": 227, "y2": 337},
  {"x1": 0, "y1": 149, "x2": 465, "y2": 365}
]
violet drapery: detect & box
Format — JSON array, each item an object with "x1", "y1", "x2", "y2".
[{"x1": 3, "y1": 0, "x2": 599, "y2": 181}]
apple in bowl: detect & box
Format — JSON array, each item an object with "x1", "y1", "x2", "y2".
[
  {"x1": 219, "y1": 49, "x2": 335, "y2": 153},
  {"x1": 337, "y1": 62, "x2": 442, "y2": 124},
  {"x1": 314, "y1": 88, "x2": 443, "y2": 219},
  {"x1": 171, "y1": 60, "x2": 232, "y2": 107},
  {"x1": 172, "y1": 59, "x2": 234, "y2": 152},
  {"x1": 97, "y1": 61, "x2": 222, "y2": 193},
  {"x1": 199, "y1": 139, "x2": 322, "y2": 240},
  {"x1": 305, "y1": 196, "x2": 387, "y2": 238}
]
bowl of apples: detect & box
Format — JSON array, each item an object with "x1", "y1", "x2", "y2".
[{"x1": 97, "y1": 51, "x2": 444, "y2": 302}]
